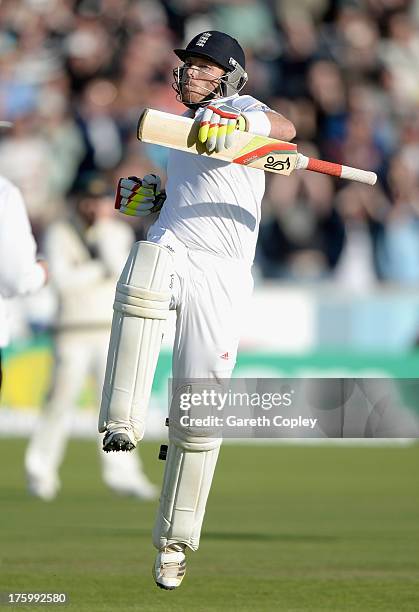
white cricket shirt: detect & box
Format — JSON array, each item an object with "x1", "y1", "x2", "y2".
[
  {"x1": 149, "y1": 94, "x2": 271, "y2": 263},
  {"x1": 0, "y1": 176, "x2": 46, "y2": 346}
]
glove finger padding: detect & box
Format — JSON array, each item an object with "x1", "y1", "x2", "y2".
[
  {"x1": 224, "y1": 117, "x2": 240, "y2": 149},
  {"x1": 120, "y1": 206, "x2": 156, "y2": 217},
  {"x1": 215, "y1": 116, "x2": 228, "y2": 152},
  {"x1": 198, "y1": 107, "x2": 213, "y2": 145},
  {"x1": 198, "y1": 104, "x2": 242, "y2": 153},
  {"x1": 142, "y1": 174, "x2": 161, "y2": 192},
  {"x1": 206, "y1": 113, "x2": 221, "y2": 153},
  {"x1": 114, "y1": 177, "x2": 136, "y2": 210},
  {"x1": 120, "y1": 198, "x2": 155, "y2": 211},
  {"x1": 120, "y1": 186, "x2": 152, "y2": 200}
]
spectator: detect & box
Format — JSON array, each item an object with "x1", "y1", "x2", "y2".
[
  {"x1": 0, "y1": 0, "x2": 418, "y2": 287},
  {"x1": 380, "y1": 153, "x2": 419, "y2": 284},
  {"x1": 333, "y1": 183, "x2": 387, "y2": 291},
  {"x1": 257, "y1": 146, "x2": 345, "y2": 280}
]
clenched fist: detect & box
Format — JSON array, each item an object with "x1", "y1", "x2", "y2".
[
  {"x1": 198, "y1": 104, "x2": 246, "y2": 153},
  {"x1": 115, "y1": 174, "x2": 166, "y2": 217}
]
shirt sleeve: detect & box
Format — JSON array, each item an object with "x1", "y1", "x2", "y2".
[{"x1": 0, "y1": 181, "x2": 46, "y2": 298}]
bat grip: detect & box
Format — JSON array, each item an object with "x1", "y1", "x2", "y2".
[{"x1": 296, "y1": 154, "x2": 377, "y2": 185}]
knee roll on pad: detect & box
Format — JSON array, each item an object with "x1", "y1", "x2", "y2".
[
  {"x1": 98, "y1": 241, "x2": 173, "y2": 442},
  {"x1": 153, "y1": 382, "x2": 222, "y2": 551},
  {"x1": 169, "y1": 381, "x2": 225, "y2": 449}
]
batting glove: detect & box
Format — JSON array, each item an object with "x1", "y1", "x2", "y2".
[
  {"x1": 115, "y1": 174, "x2": 166, "y2": 217},
  {"x1": 198, "y1": 104, "x2": 246, "y2": 153}
]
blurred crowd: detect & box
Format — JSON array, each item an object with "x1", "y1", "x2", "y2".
[{"x1": 1, "y1": 0, "x2": 419, "y2": 291}]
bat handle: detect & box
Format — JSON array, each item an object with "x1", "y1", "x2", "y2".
[{"x1": 296, "y1": 154, "x2": 377, "y2": 186}]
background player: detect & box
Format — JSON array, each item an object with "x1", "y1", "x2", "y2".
[{"x1": 25, "y1": 177, "x2": 157, "y2": 501}]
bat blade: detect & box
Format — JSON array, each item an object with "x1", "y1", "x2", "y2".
[{"x1": 137, "y1": 108, "x2": 298, "y2": 176}]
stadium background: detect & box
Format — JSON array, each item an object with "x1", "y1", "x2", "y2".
[{"x1": 0, "y1": 1, "x2": 418, "y2": 611}]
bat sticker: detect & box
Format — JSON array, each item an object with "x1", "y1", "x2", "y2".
[{"x1": 264, "y1": 156, "x2": 291, "y2": 171}]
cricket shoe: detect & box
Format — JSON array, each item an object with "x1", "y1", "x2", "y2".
[
  {"x1": 153, "y1": 544, "x2": 186, "y2": 590},
  {"x1": 102, "y1": 429, "x2": 136, "y2": 452}
]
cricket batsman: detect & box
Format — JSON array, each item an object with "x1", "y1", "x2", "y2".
[{"x1": 98, "y1": 31, "x2": 296, "y2": 589}]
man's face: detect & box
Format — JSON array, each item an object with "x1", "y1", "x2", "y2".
[{"x1": 179, "y1": 55, "x2": 225, "y2": 104}]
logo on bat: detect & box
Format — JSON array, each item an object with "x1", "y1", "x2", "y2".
[{"x1": 264, "y1": 156, "x2": 291, "y2": 171}]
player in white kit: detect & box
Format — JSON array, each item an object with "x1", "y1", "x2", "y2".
[{"x1": 98, "y1": 31, "x2": 296, "y2": 589}]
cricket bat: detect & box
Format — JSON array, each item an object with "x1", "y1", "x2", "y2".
[{"x1": 137, "y1": 108, "x2": 377, "y2": 186}]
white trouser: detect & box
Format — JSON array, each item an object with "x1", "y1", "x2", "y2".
[
  {"x1": 149, "y1": 228, "x2": 253, "y2": 551},
  {"x1": 25, "y1": 329, "x2": 149, "y2": 489}
]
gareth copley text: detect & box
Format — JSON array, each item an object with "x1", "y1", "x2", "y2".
[
  {"x1": 179, "y1": 414, "x2": 318, "y2": 429},
  {"x1": 178, "y1": 389, "x2": 318, "y2": 430}
]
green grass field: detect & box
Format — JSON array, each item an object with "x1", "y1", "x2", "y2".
[{"x1": 0, "y1": 440, "x2": 418, "y2": 612}]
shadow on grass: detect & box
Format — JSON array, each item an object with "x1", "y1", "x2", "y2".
[
  {"x1": 203, "y1": 531, "x2": 338, "y2": 543},
  {"x1": 68, "y1": 528, "x2": 338, "y2": 544}
]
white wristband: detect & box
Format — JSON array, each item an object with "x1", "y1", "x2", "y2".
[{"x1": 242, "y1": 111, "x2": 271, "y2": 136}]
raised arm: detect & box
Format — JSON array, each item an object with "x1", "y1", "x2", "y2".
[{"x1": 264, "y1": 111, "x2": 296, "y2": 142}]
